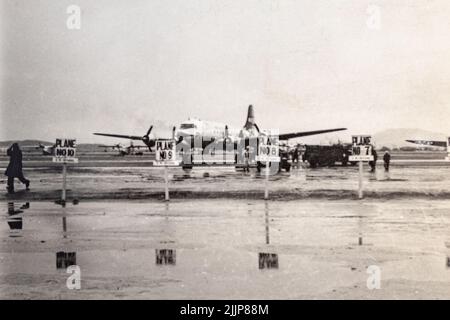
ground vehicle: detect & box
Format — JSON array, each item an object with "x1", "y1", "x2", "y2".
[{"x1": 302, "y1": 144, "x2": 353, "y2": 168}]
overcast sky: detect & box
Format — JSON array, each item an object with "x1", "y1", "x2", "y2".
[{"x1": 2, "y1": 0, "x2": 450, "y2": 144}]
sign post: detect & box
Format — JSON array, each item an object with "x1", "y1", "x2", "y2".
[
  {"x1": 349, "y1": 135, "x2": 373, "y2": 199},
  {"x1": 153, "y1": 140, "x2": 179, "y2": 201},
  {"x1": 52, "y1": 139, "x2": 78, "y2": 203},
  {"x1": 256, "y1": 132, "x2": 280, "y2": 200}
]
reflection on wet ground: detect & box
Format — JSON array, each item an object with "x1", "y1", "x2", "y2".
[
  {"x1": 6, "y1": 203, "x2": 30, "y2": 238},
  {"x1": 156, "y1": 249, "x2": 176, "y2": 266},
  {"x1": 56, "y1": 252, "x2": 76, "y2": 269},
  {"x1": 1, "y1": 198, "x2": 450, "y2": 299}
]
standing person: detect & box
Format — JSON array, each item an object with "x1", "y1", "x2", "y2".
[
  {"x1": 292, "y1": 146, "x2": 300, "y2": 165},
  {"x1": 4, "y1": 143, "x2": 30, "y2": 194},
  {"x1": 244, "y1": 146, "x2": 250, "y2": 172},
  {"x1": 369, "y1": 148, "x2": 378, "y2": 172},
  {"x1": 383, "y1": 151, "x2": 391, "y2": 172}
]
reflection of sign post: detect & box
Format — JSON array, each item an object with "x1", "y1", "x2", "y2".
[
  {"x1": 256, "y1": 133, "x2": 280, "y2": 200},
  {"x1": 52, "y1": 139, "x2": 78, "y2": 203},
  {"x1": 349, "y1": 135, "x2": 373, "y2": 199},
  {"x1": 153, "y1": 140, "x2": 179, "y2": 201}
]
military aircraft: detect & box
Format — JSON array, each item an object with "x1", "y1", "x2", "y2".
[
  {"x1": 99, "y1": 141, "x2": 147, "y2": 156},
  {"x1": 36, "y1": 143, "x2": 55, "y2": 155},
  {"x1": 94, "y1": 105, "x2": 347, "y2": 151}
]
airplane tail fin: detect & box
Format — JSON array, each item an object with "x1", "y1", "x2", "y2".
[{"x1": 243, "y1": 104, "x2": 259, "y2": 132}]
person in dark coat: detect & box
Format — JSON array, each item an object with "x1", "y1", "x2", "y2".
[
  {"x1": 383, "y1": 151, "x2": 391, "y2": 172},
  {"x1": 4, "y1": 143, "x2": 30, "y2": 194},
  {"x1": 292, "y1": 147, "x2": 300, "y2": 164},
  {"x1": 369, "y1": 148, "x2": 378, "y2": 172}
]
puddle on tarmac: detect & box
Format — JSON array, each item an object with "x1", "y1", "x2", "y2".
[{"x1": 1, "y1": 199, "x2": 450, "y2": 299}]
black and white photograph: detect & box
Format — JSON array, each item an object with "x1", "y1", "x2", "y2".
[{"x1": 1, "y1": 0, "x2": 450, "y2": 306}]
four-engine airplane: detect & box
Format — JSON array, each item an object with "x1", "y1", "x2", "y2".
[{"x1": 94, "y1": 105, "x2": 347, "y2": 152}]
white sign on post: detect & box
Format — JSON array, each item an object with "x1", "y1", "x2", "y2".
[
  {"x1": 350, "y1": 135, "x2": 374, "y2": 199},
  {"x1": 52, "y1": 139, "x2": 78, "y2": 163},
  {"x1": 255, "y1": 131, "x2": 280, "y2": 201},
  {"x1": 256, "y1": 134, "x2": 280, "y2": 163},
  {"x1": 52, "y1": 138, "x2": 78, "y2": 203},
  {"x1": 349, "y1": 135, "x2": 374, "y2": 162},
  {"x1": 153, "y1": 140, "x2": 179, "y2": 166}
]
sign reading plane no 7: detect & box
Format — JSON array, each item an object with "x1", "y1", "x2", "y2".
[
  {"x1": 154, "y1": 140, "x2": 179, "y2": 166},
  {"x1": 53, "y1": 138, "x2": 78, "y2": 163},
  {"x1": 349, "y1": 135, "x2": 373, "y2": 162}
]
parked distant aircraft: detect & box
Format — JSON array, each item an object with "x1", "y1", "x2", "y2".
[
  {"x1": 99, "y1": 142, "x2": 147, "y2": 156},
  {"x1": 94, "y1": 105, "x2": 347, "y2": 151},
  {"x1": 36, "y1": 143, "x2": 55, "y2": 155},
  {"x1": 406, "y1": 139, "x2": 448, "y2": 148}
]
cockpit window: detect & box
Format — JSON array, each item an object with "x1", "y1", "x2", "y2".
[{"x1": 180, "y1": 124, "x2": 196, "y2": 129}]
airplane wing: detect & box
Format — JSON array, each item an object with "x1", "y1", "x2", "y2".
[
  {"x1": 94, "y1": 133, "x2": 144, "y2": 140},
  {"x1": 279, "y1": 128, "x2": 347, "y2": 141},
  {"x1": 405, "y1": 140, "x2": 447, "y2": 148}
]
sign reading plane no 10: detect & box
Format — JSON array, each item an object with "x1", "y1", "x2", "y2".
[
  {"x1": 349, "y1": 135, "x2": 374, "y2": 162},
  {"x1": 154, "y1": 140, "x2": 179, "y2": 166},
  {"x1": 52, "y1": 139, "x2": 78, "y2": 163}
]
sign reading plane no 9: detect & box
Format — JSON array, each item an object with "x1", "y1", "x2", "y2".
[
  {"x1": 52, "y1": 138, "x2": 78, "y2": 163},
  {"x1": 349, "y1": 135, "x2": 374, "y2": 162},
  {"x1": 154, "y1": 140, "x2": 179, "y2": 166}
]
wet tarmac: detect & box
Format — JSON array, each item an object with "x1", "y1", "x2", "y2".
[
  {"x1": 1, "y1": 199, "x2": 450, "y2": 299},
  {"x1": 2, "y1": 162, "x2": 450, "y2": 201}
]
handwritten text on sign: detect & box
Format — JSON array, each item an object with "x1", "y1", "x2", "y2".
[
  {"x1": 349, "y1": 135, "x2": 373, "y2": 161},
  {"x1": 156, "y1": 141, "x2": 175, "y2": 161},
  {"x1": 153, "y1": 140, "x2": 179, "y2": 166},
  {"x1": 53, "y1": 139, "x2": 77, "y2": 163},
  {"x1": 256, "y1": 135, "x2": 280, "y2": 162}
]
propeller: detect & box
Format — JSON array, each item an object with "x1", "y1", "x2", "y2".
[
  {"x1": 142, "y1": 125, "x2": 153, "y2": 143},
  {"x1": 142, "y1": 126, "x2": 154, "y2": 151}
]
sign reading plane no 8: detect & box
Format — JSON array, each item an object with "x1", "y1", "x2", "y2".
[
  {"x1": 154, "y1": 140, "x2": 179, "y2": 166},
  {"x1": 52, "y1": 138, "x2": 78, "y2": 163},
  {"x1": 349, "y1": 135, "x2": 374, "y2": 162},
  {"x1": 256, "y1": 133, "x2": 280, "y2": 162}
]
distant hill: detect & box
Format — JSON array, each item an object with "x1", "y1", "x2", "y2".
[
  {"x1": 0, "y1": 140, "x2": 109, "y2": 152},
  {"x1": 0, "y1": 140, "x2": 53, "y2": 147},
  {"x1": 373, "y1": 128, "x2": 447, "y2": 149}
]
